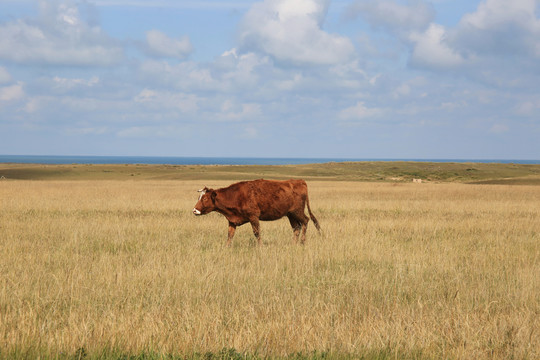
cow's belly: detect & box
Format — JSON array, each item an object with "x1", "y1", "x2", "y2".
[
  {"x1": 254, "y1": 191, "x2": 301, "y2": 221},
  {"x1": 259, "y1": 213, "x2": 285, "y2": 221},
  {"x1": 258, "y1": 204, "x2": 292, "y2": 221}
]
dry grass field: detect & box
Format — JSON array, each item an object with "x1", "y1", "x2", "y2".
[{"x1": 1, "y1": 178, "x2": 539, "y2": 359}]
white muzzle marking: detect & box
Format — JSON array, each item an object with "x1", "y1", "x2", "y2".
[{"x1": 194, "y1": 188, "x2": 206, "y2": 215}]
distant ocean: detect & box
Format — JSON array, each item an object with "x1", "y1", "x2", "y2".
[{"x1": 1, "y1": 155, "x2": 539, "y2": 165}]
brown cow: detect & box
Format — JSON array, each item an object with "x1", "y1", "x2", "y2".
[{"x1": 192, "y1": 179, "x2": 321, "y2": 245}]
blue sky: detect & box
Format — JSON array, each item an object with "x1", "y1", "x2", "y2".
[{"x1": 1, "y1": 0, "x2": 539, "y2": 159}]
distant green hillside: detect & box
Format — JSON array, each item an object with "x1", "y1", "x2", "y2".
[{"x1": 1, "y1": 161, "x2": 539, "y2": 184}]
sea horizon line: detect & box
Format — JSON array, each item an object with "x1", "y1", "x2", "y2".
[{"x1": 1, "y1": 154, "x2": 539, "y2": 165}]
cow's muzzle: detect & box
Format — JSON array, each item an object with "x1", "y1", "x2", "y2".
[{"x1": 193, "y1": 208, "x2": 202, "y2": 215}]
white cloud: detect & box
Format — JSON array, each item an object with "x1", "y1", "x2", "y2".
[
  {"x1": 0, "y1": 82, "x2": 24, "y2": 102},
  {"x1": 217, "y1": 49, "x2": 270, "y2": 88},
  {"x1": 23, "y1": 97, "x2": 42, "y2": 114},
  {"x1": 0, "y1": 0, "x2": 123, "y2": 66},
  {"x1": 0, "y1": 66, "x2": 12, "y2": 84},
  {"x1": 138, "y1": 50, "x2": 273, "y2": 94},
  {"x1": 53, "y1": 76, "x2": 100, "y2": 90},
  {"x1": 275, "y1": 73, "x2": 304, "y2": 91},
  {"x1": 451, "y1": 0, "x2": 540, "y2": 58},
  {"x1": 346, "y1": 0, "x2": 435, "y2": 35},
  {"x1": 134, "y1": 88, "x2": 199, "y2": 113},
  {"x1": 21, "y1": 94, "x2": 126, "y2": 119},
  {"x1": 393, "y1": 83, "x2": 411, "y2": 98},
  {"x1": 409, "y1": 23, "x2": 465, "y2": 69},
  {"x1": 239, "y1": 0, "x2": 355, "y2": 65},
  {"x1": 349, "y1": 0, "x2": 540, "y2": 85},
  {"x1": 138, "y1": 60, "x2": 218, "y2": 91},
  {"x1": 339, "y1": 101, "x2": 383, "y2": 120},
  {"x1": 515, "y1": 99, "x2": 540, "y2": 116},
  {"x1": 144, "y1": 30, "x2": 193, "y2": 59},
  {"x1": 93, "y1": 1, "x2": 254, "y2": 10},
  {"x1": 219, "y1": 100, "x2": 262, "y2": 121}
]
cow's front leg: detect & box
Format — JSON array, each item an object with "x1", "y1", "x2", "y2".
[
  {"x1": 249, "y1": 218, "x2": 261, "y2": 245},
  {"x1": 227, "y1": 222, "x2": 236, "y2": 247}
]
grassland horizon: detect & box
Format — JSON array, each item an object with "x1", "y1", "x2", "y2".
[
  {"x1": 1, "y1": 163, "x2": 539, "y2": 359},
  {"x1": 1, "y1": 161, "x2": 540, "y2": 184}
]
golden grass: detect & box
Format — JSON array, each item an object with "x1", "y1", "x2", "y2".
[{"x1": 0, "y1": 180, "x2": 539, "y2": 359}]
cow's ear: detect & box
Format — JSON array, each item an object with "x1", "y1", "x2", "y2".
[{"x1": 211, "y1": 190, "x2": 217, "y2": 203}]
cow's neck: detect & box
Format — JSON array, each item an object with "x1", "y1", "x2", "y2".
[{"x1": 214, "y1": 190, "x2": 246, "y2": 225}]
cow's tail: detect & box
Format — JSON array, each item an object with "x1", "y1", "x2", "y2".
[{"x1": 306, "y1": 196, "x2": 321, "y2": 233}]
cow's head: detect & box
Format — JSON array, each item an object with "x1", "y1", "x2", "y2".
[{"x1": 192, "y1": 187, "x2": 217, "y2": 216}]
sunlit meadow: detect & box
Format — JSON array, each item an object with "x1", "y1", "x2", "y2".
[{"x1": 0, "y1": 180, "x2": 538, "y2": 359}]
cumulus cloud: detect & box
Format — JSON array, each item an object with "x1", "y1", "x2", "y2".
[
  {"x1": 450, "y1": 0, "x2": 540, "y2": 58},
  {"x1": 0, "y1": 0, "x2": 123, "y2": 66},
  {"x1": 216, "y1": 49, "x2": 271, "y2": 88},
  {"x1": 354, "y1": 0, "x2": 540, "y2": 86},
  {"x1": 409, "y1": 24, "x2": 465, "y2": 70},
  {"x1": 239, "y1": 0, "x2": 355, "y2": 65},
  {"x1": 345, "y1": 0, "x2": 469, "y2": 72},
  {"x1": 144, "y1": 30, "x2": 193, "y2": 59}
]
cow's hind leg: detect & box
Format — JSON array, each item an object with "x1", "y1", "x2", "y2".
[
  {"x1": 300, "y1": 217, "x2": 309, "y2": 244},
  {"x1": 288, "y1": 215, "x2": 302, "y2": 243},
  {"x1": 291, "y1": 210, "x2": 310, "y2": 244},
  {"x1": 249, "y1": 217, "x2": 262, "y2": 246},
  {"x1": 227, "y1": 222, "x2": 236, "y2": 247}
]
